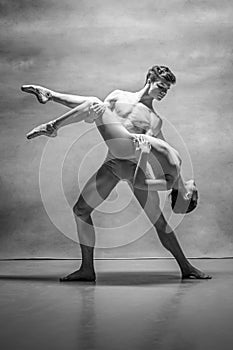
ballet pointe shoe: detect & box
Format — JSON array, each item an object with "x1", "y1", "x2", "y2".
[
  {"x1": 26, "y1": 122, "x2": 57, "y2": 139},
  {"x1": 21, "y1": 85, "x2": 52, "y2": 104}
]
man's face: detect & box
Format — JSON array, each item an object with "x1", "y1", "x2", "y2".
[{"x1": 148, "y1": 78, "x2": 171, "y2": 101}]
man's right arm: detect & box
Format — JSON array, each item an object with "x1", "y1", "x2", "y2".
[
  {"x1": 133, "y1": 137, "x2": 173, "y2": 191},
  {"x1": 146, "y1": 114, "x2": 163, "y2": 138}
]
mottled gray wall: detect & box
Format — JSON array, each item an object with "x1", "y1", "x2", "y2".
[{"x1": 0, "y1": 0, "x2": 233, "y2": 258}]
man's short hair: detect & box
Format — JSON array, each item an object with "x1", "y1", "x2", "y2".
[{"x1": 146, "y1": 65, "x2": 176, "y2": 85}]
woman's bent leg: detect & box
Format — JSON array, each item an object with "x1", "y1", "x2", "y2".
[{"x1": 26, "y1": 98, "x2": 103, "y2": 139}]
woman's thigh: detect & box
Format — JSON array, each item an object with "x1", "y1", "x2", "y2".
[{"x1": 96, "y1": 110, "x2": 136, "y2": 159}]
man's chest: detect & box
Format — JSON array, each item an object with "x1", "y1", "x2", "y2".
[{"x1": 114, "y1": 98, "x2": 161, "y2": 133}]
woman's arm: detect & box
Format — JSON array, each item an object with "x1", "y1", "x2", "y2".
[
  {"x1": 133, "y1": 136, "x2": 171, "y2": 191},
  {"x1": 133, "y1": 136, "x2": 192, "y2": 198}
]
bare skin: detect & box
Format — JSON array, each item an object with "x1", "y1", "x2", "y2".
[{"x1": 22, "y1": 77, "x2": 211, "y2": 281}]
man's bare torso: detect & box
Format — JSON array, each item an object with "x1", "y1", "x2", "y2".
[
  {"x1": 103, "y1": 90, "x2": 162, "y2": 179},
  {"x1": 104, "y1": 90, "x2": 162, "y2": 136}
]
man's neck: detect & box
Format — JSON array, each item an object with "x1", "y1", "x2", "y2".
[
  {"x1": 137, "y1": 84, "x2": 154, "y2": 111},
  {"x1": 139, "y1": 95, "x2": 154, "y2": 110}
]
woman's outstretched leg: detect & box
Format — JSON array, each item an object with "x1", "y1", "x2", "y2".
[
  {"x1": 25, "y1": 99, "x2": 137, "y2": 159},
  {"x1": 26, "y1": 97, "x2": 142, "y2": 161},
  {"x1": 26, "y1": 99, "x2": 104, "y2": 139},
  {"x1": 26, "y1": 101, "x2": 90, "y2": 139},
  {"x1": 21, "y1": 84, "x2": 99, "y2": 109}
]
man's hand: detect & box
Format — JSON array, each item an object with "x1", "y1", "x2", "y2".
[
  {"x1": 133, "y1": 135, "x2": 151, "y2": 154},
  {"x1": 90, "y1": 102, "x2": 106, "y2": 118},
  {"x1": 85, "y1": 102, "x2": 106, "y2": 124}
]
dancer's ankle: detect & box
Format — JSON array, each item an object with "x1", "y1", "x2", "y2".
[
  {"x1": 50, "y1": 91, "x2": 60, "y2": 102},
  {"x1": 50, "y1": 120, "x2": 59, "y2": 130}
]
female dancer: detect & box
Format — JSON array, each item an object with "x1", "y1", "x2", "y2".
[{"x1": 23, "y1": 83, "x2": 198, "y2": 215}]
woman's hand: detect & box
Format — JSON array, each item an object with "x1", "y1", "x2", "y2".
[{"x1": 133, "y1": 135, "x2": 151, "y2": 154}]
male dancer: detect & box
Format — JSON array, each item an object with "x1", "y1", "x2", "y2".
[{"x1": 22, "y1": 65, "x2": 211, "y2": 280}]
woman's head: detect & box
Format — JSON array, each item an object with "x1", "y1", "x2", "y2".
[
  {"x1": 170, "y1": 180, "x2": 198, "y2": 214},
  {"x1": 145, "y1": 65, "x2": 176, "y2": 101}
]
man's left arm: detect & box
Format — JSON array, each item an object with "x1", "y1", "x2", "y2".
[
  {"x1": 145, "y1": 116, "x2": 166, "y2": 179},
  {"x1": 154, "y1": 129, "x2": 165, "y2": 141},
  {"x1": 146, "y1": 114, "x2": 163, "y2": 139}
]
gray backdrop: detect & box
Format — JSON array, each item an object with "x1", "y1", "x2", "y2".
[{"x1": 0, "y1": 0, "x2": 233, "y2": 258}]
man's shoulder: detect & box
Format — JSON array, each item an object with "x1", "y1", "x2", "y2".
[
  {"x1": 104, "y1": 89, "x2": 134, "y2": 102},
  {"x1": 104, "y1": 89, "x2": 122, "y2": 101}
]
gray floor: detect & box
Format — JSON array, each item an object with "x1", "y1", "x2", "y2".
[{"x1": 0, "y1": 259, "x2": 233, "y2": 350}]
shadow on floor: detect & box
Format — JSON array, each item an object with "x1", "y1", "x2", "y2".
[
  {"x1": 0, "y1": 271, "x2": 184, "y2": 286},
  {"x1": 0, "y1": 274, "x2": 61, "y2": 283},
  {"x1": 96, "y1": 271, "x2": 194, "y2": 285}
]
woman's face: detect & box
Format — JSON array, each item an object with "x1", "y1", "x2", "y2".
[
  {"x1": 148, "y1": 79, "x2": 171, "y2": 101},
  {"x1": 173, "y1": 180, "x2": 198, "y2": 214},
  {"x1": 184, "y1": 180, "x2": 197, "y2": 200}
]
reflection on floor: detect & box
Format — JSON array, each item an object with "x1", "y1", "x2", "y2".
[{"x1": 0, "y1": 259, "x2": 232, "y2": 350}]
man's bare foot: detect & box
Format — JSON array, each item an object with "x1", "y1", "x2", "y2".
[
  {"x1": 26, "y1": 122, "x2": 57, "y2": 139},
  {"x1": 21, "y1": 85, "x2": 52, "y2": 104},
  {"x1": 60, "y1": 269, "x2": 96, "y2": 282},
  {"x1": 182, "y1": 266, "x2": 212, "y2": 280}
]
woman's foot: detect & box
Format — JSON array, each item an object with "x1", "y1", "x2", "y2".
[
  {"x1": 60, "y1": 268, "x2": 96, "y2": 282},
  {"x1": 182, "y1": 266, "x2": 212, "y2": 280},
  {"x1": 21, "y1": 85, "x2": 52, "y2": 104},
  {"x1": 26, "y1": 122, "x2": 57, "y2": 139}
]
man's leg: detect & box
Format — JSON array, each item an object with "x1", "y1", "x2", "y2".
[
  {"x1": 21, "y1": 84, "x2": 98, "y2": 109},
  {"x1": 133, "y1": 187, "x2": 211, "y2": 279},
  {"x1": 60, "y1": 162, "x2": 119, "y2": 282}
]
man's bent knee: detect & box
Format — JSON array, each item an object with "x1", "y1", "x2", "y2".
[{"x1": 73, "y1": 197, "x2": 93, "y2": 220}]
